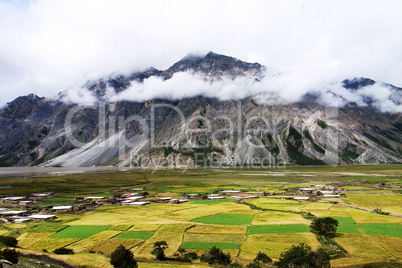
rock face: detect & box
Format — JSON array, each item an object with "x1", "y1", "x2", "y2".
[{"x1": 0, "y1": 53, "x2": 401, "y2": 167}]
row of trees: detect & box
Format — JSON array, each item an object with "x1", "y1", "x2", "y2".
[{"x1": 110, "y1": 241, "x2": 329, "y2": 268}]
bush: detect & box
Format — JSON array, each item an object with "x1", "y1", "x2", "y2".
[
  {"x1": 253, "y1": 251, "x2": 272, "y2": 265},
  {"x1": 174, "y1": 247, "x2": 189, "y2": 262},
  {"x1": 200, "y1": 246, "x2": 231, "y2": 266},
  {"x1": 0, "y1": 248, "x2": 19, "y2": 264},
  {"x1": 151, "y1": 241, "x2": 168, "y2": 261},
  {"x1": 53, "y1": 248, "x2": 74, "y2": 255},
  {"x1": 110, "y1": 245, "x2": 138, "y2": 268},
  {"x1": 310, "y1": 217, "x2": 339, "y2": 237},
  {"x1": 276, "y1": 243, "x2": 330, "y2": 268},
  {"x1": 0, "y1": 236, "x2": 18, "y2": 247},
  {"x1": 185, "y1": 252, "x2": 198, "y2": 260}
]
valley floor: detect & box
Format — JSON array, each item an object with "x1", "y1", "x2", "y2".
[{"x1": 0, "y1": 165, "x2": 401, "y2": 267}]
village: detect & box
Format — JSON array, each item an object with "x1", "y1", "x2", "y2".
[{"x1": 0, "y1": 184, "x2": 344, "y2": 224}]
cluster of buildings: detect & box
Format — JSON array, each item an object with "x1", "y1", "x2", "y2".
[
  {"x1": 0, "y1": 193, "x2": 62, "y2": 223},
  {"x1": 1, "y1": 184, "x2": 336, "y2": 223},
  {"x1": 283, "y1": 184, "x2": 344, "y2": 201}
]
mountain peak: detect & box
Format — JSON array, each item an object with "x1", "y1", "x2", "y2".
[{"x1": 167, "y1": 51, "x2": 264, "y2": 80}]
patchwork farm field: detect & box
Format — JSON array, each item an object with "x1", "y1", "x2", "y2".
[
  {"x1": 0, "y1": 165, "x2": 400, "y2": 267},
  {"x1": 52, "y1": 225, "x2": 111, "y2": 239}
]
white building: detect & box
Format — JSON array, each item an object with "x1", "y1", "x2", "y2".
[
  {"x1": 126, "y1": 201, "x2": 149, "y2": 206},
  {"x1": 52, "y1": 205, "x2": 72, "y2": 212},
  {"x1": 28, "y1": 214, "x2": 56, "y2": 221},
  {"x1": 219, "y1": 190, "x2": 241, "y2": 194},
  {"x1": 294, "y1": 196, "x2": 310, "y2": 201}
]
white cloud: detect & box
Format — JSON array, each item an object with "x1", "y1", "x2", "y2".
[{"x1": 1, "y1": 0, "x2": 402, "y2": 109}]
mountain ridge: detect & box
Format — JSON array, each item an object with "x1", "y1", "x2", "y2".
[{"x1": 0, "y1": 52, "x2": 401, "y2": 167}]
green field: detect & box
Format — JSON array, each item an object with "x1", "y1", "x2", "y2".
[
  {"x1": 51, "y1": 225, "x2": 111, "y2": 239},
  {"x1": 360, "y1": 223, "x2": 402, "y2": 237},
  {"x1": 115, "y1": 231, "x2": 154, "y2": 240},
  {"x1": 333, "y1": 217, "x2": 362, "y2": 234},
  {"x1": 191, "y1": 213, "x2": 253, "y2": 225},
  {"x1": 247, "y1": 224, "x2": 309, "y2": 235},
  {"x1": 182, "y1": 241, "x2": 241, "y2": 250}
]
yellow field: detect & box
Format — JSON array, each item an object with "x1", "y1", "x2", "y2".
[
  {"x1": 128, "y1": 224, "x2": 162, "y2": 231},
  {"x1": 92, "y1": 238, "x2": 144, "y2": 255},
  {"x1": 186, "y1": 225, "x2": 247, "y2": 235},
  {"x1": 28, "y1": 237, "x2": 81, "y2": 252},
  {"x1": 252, "y1": 211, "x2": 311, "y2": 225},
  {"x1": 342, "y1": 193, "x2": 402, "y2": 214},
  {"x1": 342, "y1": 209, "x2": 402, "y2": 224},
  {"x1": 335, "y1": 234, "x2": 394, "y2": 260},
  {"x1": 184, "y1": 233, "x2": 246, "y2": 243},
  {"x1": 309, "y1": 209, "x2": 349, "y2": 217},
  {"x1": 66, "y1": 230, "x2": 122, "y2": 253},
  {"x1": 367, "y1": 235, "x2": 402, "y2": 259},
  {"x1": 4, "y1": 223, "x2": 26, "y2": 229},
  {"x1": 17, "y1": 232, "x2": 54, "y2": 249},
  {"x1": 159, "y1": 202, "x2": 252, "y2": 221},
  {"x1": 49, "y1": 252, "x2": 113, "y2": 268},
  {"x1": 239, "y1": 233, "x2": 320, "y2": 261},
  {"x1": 331, "y1": 257, "x2": 379, "y2": 267},
  {"x1": 135, "y1": 224, "x2": 192, "y2": 258}
]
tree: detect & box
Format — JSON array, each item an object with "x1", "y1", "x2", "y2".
[
  {"x1": 310, "y1": 217, "x2": 339, "y2": 237},
  {"x1": 151, "y1": 241, "x2": 168, "y2": 261},
  {"x1": 0, "y1": 248, "x2": 19, "y2": 264},
  {"x1": 174, "y1": 247, "x2": 191, "y2": 262},
  {"x1": 177, "y1": 247, "x2": 186, "y2": 258},
  {"x1": 253, "y1": 251, "x2": 272, "y2": 266},
  {"x1": 185, "y1": 252, "x2": 198, "y2": 260},
  {"x1": 200, "y1": 246, "x2": 231, "y2": 266},
  {"x1": 0, "y1": 236, "x2": 18, "y2": 247},
  {"x1": 246, "y1": 263, "x2": 260, "y2": 268},
  {"x1": 110, "y1": 245, "x2": 138, "y2": 268},
  {"x1": 53, "y1": 248, "x2": 74, "y2": 255},
  {"x1": 276, "y1": 243, "x2": 330, "y2": 268},
  {"x1": 310, "y1": 247, "x2": 331, "y2": 268},
  {"x1": 231, "y1": 261, "x2": 244, "y2": 267},
  {"x1": 276, "y1": 243, "x2": 312, "y2": 268}
]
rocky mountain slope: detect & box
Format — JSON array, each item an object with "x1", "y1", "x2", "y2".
[{"x1": 0, "y1": 52, "x2": 401, "y2": 167}]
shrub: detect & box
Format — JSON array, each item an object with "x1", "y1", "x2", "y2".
[
  {"x1": 53, "y1": 247, "x2": 74, "y2": 255},
  {"x1": 110, "y1": 245, "x2": 138, "y2": 268},
  {"x1": 0, "y1": 248, "x2": 19, "y2": 264},
  {"x1": 310, "y1": 217, "x2": 339, "y2": 237},
  {"x1": 0, "y1": 236, "x2": 18, "y2": 247},
  {"x1": 253, "y1": 251, "x2": 272, "y2": 265},
  {"x1": 151, "y1": 241, "x2": 168, "y2": 261},
  {"x1": 185, "y1": 252, "x2": 198, "y2": 260},
  {"x1": 276, "y1": 243, "x2": 330, "y2": 268},
  {"x1": 200, "y1": 246, "x2": 231, "y2": 266}
]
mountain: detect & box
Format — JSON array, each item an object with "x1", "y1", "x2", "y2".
[{"x1": 0, "y1": 52, "x2": 401, "y2": 167}]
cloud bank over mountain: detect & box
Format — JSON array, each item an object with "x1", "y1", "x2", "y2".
[{"x1": 1, "y1": 0, "x2": 402, "y2": 108}]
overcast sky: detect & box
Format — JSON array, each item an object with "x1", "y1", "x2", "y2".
[{"x1": 1, "y1": 0, "x2": 402, "y2": 107}]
